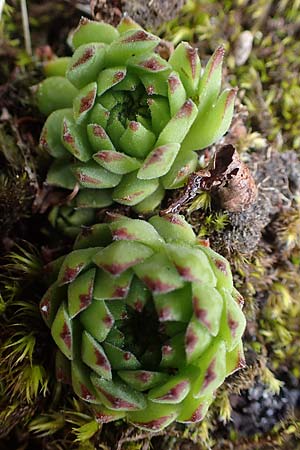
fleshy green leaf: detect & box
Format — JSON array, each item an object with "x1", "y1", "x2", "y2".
[
  {"x1": 80, "y1": 299, "x2": 114, "y2": 342},
  {"x1": 199, "y1": 246, "x2": 233, "y2": 291},
  {"x1": 185, "y1": 316, "x2": 212, "y2": 363},
  {"x1": 51, "y1": 303, "x2": 73, "y2": 360},
  {"x1": 134, "y1": 253, "x2": 183, "y2": 294},
  {"x1": 125, "y1": 276, "x2": 151, "y2": 312},
  {"x1": 133, "y1": 184, "x2": 165, "y2": 214},
  {"x1": 87, "y1": 124, "x2": 115, "y2": 152},
  {"x1": 149, "y1": 214, "x2": 196, "y2": 245},
  {"x1": 93, "y1": 150, "x2": 141, "y2": 175},
  {"x1": 71, "y1": 359, "x2": 98, "y2": 402},
  {"x1": 66, "y1": 43, "x2": 106, "y2": 89},
  {"x1": 198, "y1": 46, "x2": 224, "y2": 107},
  {"x1": 93, "y1": 269, "x2": 133, "y2": 300},
  {"x1": 149, "y1": 374, "x2": 190, "y2": 404},
  {"x1": 166, "y1": 243, "x2": 216, "y2": 285},
  {"x1": 68, "y1": 268, "x2": 96, "y2": 318},
  {"x1": 128, "y1": 400, "x2": 178, "y2": 431},
  {"x1": 137, "y1": 143, "x2": 180, "y2": 180},
  {"x1": 154, "y1": 284, "x2": 193, "y2": 322},
  {"x1": 193, "y1": 340, "x2": 227, "y2": 398},
  {"x1": 37, "y1": 77, "x2": 78, "y2": 115},
  {"x1": 40, "y1": 282, "x2": 66, "y2": 327},
  {"x1": 91, "y1": 375, "x2": 146, "y2": 411},
  {"x1": 57, "y1": 248, "x2": 99, "y2": 286},
  {"x1": 73, "y1": 82, "x2": 97, "y2": 124},
  {"x1": 46, "y1": 160, "x2": 77, "y2": 189},
  {"x1": 119, "y1": 121, "x2": 156, "y2": 158},
  {"x1": 110, "y1": 217, "x2": 164, "y2": 249},
  {"x1": 181, "y1": 88, "x2": 237, "y2": 152},
  {"x1": 105, "y1": 29, "x2": 160, "y2": 66},
  {"x1": 44, "y1": 57, "x2": 71, "y2": 77},
  {"x1": 169, "y1": 42, "x2": 201, "y2": 97},
  {"x1": 97, "y1": 66, "x2": 127, "y2": 96},
  {"x1": 40, "y1": 109, "x2": 73, "y2": 158},
  {"x1": 81, "y1": 331, "x2": 112, "y2": 379},
  {"x1": 74, "y1": 223, "x2": 112, "y2": 250},
  {"x1": 177, "y1": 394, "x2": 213, "y2": 423},
  {"x1": 219, "y1": 289, "x2": 246, "y2": 351},
  {"x1": 72, "y1": 18, "x2": 119, "y2": 48},
  {"x1": 103, "y1": 342, "x2": 141, "y2": 370},
  {"x1": 62, "y1": 117, "x2": 93, "y2": 162},
  {"x1": 93, "y1": 241, "x2": 153, "y2": 275},
  {"x1": 167, "y1": 71, "x2": 186, "y2": 116},
  {"x1": 72, "y1": 161, "x2": 121, "y2": 189},
  {"x1": 75, "y1": 189, "x2": 113, "y2": 208},
  {"x1": 118, "y1": 370, "x2": 168, "y2": 391},
  {"x1": 192, "y1": 283, "x2": 223, "y2": 336},
  {"x1": 162, "y1": 150, "x2": 198, "y2": 189},
  {"x1": 156, "y1": 99, "x2": 198, "y2": 147},
  {"x1": 112, "y1": 171, "x2": 159, "y2": 206}
]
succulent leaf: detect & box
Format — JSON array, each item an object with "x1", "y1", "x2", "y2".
[
  {"x1": 44, "y1": 57, "x2": 72, "y2": 77},
  {"x1": 73, "y1": 82, "x2": 97, "y2": 124},
  {"x1": 72, "y1": 359, "x2": 98, "y2": 402},
  {"x1": 66, "y1": 43, "x2": 106, "y2": 89},
  {"x1": 72, "y1": 18, "x2": 120, "y2": 48},
  {"x1": 169, "y1": 42, "x2": 201, "y2": 97},
  {"x1": 149, "y1": 214, "x2": 196, "y2": 245},
  {"x1": 177, "y1": 394, "x2": 213, "y2": 423},
  {"x1": 82, "y1": 331, "x2": 112, "y2": 379},
  {"x1": 91, "y1": 375, "x2": 147, "y2": 411},
  {"x1": 40, "y1": 109, "x2": 72, "y2": 158},
  {"x1": 72, "y1": 161, "x2": 121, "y2": 188},
  {"x1": 128, "y1": 401, "x2": 179, "y2": 431},
  {"x1": 37, "y1": 77, "x2": 78, "y2": 115},
  {"x1": 51, "y1": 303, "x2": 73, "y2": 359},
  {"x1": 76, "y1": 189, "x2": 113, "y2": 208}
]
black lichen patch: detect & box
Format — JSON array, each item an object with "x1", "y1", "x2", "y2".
[{"x1": 230, "y1": 379, "x2": 296, "y2": 436}]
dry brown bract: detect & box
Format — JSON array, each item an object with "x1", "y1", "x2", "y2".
[
  {"x1": 162, "y1": 145, "x2": 257, "y2": 214},
  {"x1": 206, "y1": 144, "x2": 258, "y2": 212}
]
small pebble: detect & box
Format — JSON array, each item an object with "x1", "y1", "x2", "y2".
[{"x1": 235, "y1": 30, "x2": 253, "y2": 66}]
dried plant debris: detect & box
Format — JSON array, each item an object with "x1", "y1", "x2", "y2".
[
  {"x1": 162, "y1": 144, "x2": 257, "y2": 215},
  {"x1": 200, "y1": 144, "x2": 257, "y2": 212},
  {"x1": 0, "y1": 123, "x2": 35, "y2": 239},
  {"x1": 214, "y1": 148, "x2": 300, "y2": 255},
  {"x1": 91, "y1": 0, "x2": 186, "y2": 29}
]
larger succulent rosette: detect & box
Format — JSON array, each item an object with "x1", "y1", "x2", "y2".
[
  {"x1": 37, "y1": 17, "x2": 236, "y2": 213},
  {"x1": 40, "y1": 214, "x2": 246, "y2": 431}
]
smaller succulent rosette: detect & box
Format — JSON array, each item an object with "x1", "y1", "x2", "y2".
[
  {"x1": 37, "y1": 17, "x2": 236, "y2": 213},
  {"x1": 48, "y1": 203, "x2": 96, "y2": 238},
  {"x1": 40, "y1": 214, "x2": 246, "y2": 431}
]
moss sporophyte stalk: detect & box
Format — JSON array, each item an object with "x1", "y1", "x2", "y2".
[
  {"x1": 37, "y1": 16, "x2": 236, "y2": 213},
  {"x1": 40, "y1": 214, "x2": 246, "y2": 431}
]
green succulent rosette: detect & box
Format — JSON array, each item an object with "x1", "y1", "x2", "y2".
[
  {"x1": 37, "y1": 17, "x2": 236, "y2": 213},
  {"x1": 40, "y1": 214, "x2": 246, "y2": 431},
  {"x1": 48, "y1": 203, "x2": 96, "y2": 238}
]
